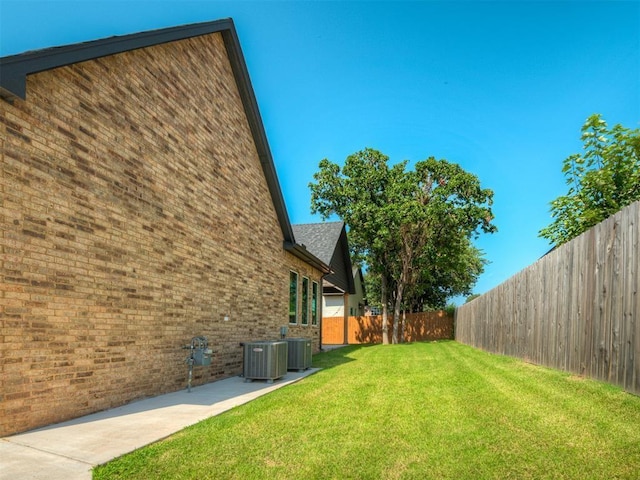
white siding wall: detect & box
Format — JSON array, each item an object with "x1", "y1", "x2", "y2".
[{"x1": 322, "y1": 295, "x2": 345, "y2": 317}]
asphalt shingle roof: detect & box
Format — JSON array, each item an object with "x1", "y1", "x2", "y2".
[
  {"x1": 292, "y1": 221, "x2": 355, "y2": 294},
  {"x1": 292, "y1": 222, "x2": 345, "y2": 266}
]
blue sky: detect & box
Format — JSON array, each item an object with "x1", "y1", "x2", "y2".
[{"x1": 2, "y1": 1, "x2": 639, "y2": 301}]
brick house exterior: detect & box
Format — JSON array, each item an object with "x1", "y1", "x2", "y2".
[{"x1": 0, "y1": 19, "x2": 329, "y2": 436}]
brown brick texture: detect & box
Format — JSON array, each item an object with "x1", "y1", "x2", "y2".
[{"x1": 0, "y1": 33, "x2": 321, "y2": 436}]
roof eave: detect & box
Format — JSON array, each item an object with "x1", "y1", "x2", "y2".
[{"x1": 284, "y1": 242, "x2": 332, "y2": 274}]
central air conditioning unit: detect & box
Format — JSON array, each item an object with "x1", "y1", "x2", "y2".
[
  {"x1": 287, "y1": 338, "x2": 312, "y2": 371},
  {"x1": 243, "y1": 340, "x2": 288, "y2": 383}
]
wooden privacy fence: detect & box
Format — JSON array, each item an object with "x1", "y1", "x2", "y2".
[
  {"x1": 456, "y1": 201, "x2": 640, "y2": 395},
  {"x1": 323, "y1": 311, "x2": 454, "y2": 345}
]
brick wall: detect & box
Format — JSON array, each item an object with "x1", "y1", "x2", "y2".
[{"x1": 0, "y1": 33, "x2": 322, "y2": 436}]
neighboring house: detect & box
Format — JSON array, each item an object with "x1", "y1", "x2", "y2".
[
  {"x1": 324, "y1": 266, "x2": 366, "y2": 317},
  {"x1": 0, "y1": 19, "x2": 330, "y2": 436},
  {"x1": 349, "y1": 267, "x2": 367, "y2": 316},
  {"x1": 291, "y1": 222, "x2": 365, "y2": 345}
]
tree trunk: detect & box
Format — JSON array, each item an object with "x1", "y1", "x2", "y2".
[
  {"x1": 401, "y1": 309, "x2": 406, "y2": 343},
  {"x1": 381, "y1": 275, "x2": 389, "y2": 345},
  {"x1": 392, "y1": 281, "x2": 404, "y2": 344}
]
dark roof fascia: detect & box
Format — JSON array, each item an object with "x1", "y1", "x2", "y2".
[
  {"x1": 337, "y1": 226, "x2": 356, "y2": 294},
  {"x1": 0, "y1": 18, "x2": 302, "y2": 254},
  {"x1": 1, "y1": 19, "x2": 232, "y2": 100},
  {"x1": 284, "y1": 242, "x2": 332, "y2": 274},
  {"x1": 354, "y1": 266, "x2": 366, "y2": 297}
]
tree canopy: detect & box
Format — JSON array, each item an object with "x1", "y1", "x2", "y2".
[
  {"x1": 540, "y1": 114, "x2": 640, "y2": 247},
  {"x1": 310, "y1": 148, "x2": 496, "y2": 344}
]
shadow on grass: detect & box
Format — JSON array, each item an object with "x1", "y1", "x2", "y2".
[
  {"x1": 313, "y1": 344, "x2": 371, "y2": 369},
  {"x1": 313, "y1": 340, "x2": 455, "y2": 370}
]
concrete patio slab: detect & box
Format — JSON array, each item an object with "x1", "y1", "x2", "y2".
[{"x1": 0, "y1": 369, "x2": 319, "y2": 480}]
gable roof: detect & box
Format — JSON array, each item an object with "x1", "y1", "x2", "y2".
[
  {"x1": 292, "y1": 222, "x2": 355, "y2": 294},
  {"x1": 0, "y1": 18, "x2": 329, "y2": 274}
]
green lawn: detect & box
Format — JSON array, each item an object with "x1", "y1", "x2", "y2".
[{"x1": 93, "y1": 341, "x2": 640, "y2": 480}]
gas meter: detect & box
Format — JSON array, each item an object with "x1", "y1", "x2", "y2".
[{"x1": 182, "y1": 336, "x2": 213, "y2": 392}]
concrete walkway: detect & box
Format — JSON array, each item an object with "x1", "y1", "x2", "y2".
[{"x1": 0, "y1": 369, "x2": 319, "y2": 480}]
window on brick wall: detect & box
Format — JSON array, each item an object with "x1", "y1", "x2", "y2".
[
  {"x1": 311, "y1": 281, "x2": 319, "y2": 326},
  {"x1": 289, "y1": 271, "x2": 298, "y2": 324},
  {"x1": 301, "y1": 277, "x2": 309, "y2": 326}
]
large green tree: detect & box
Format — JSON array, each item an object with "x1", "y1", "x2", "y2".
[
  {"x1": 407, "y1": 234, "x2": 487, "y2": 312},
  {"x1": 310, "y1": 148, "x2": 496, "y2": 344},
  {"x1": 310, "y1": 149, "x2": 406, "y2": 344},
  {"x1": 540, "y1": 114, "x2": 640, "y2": 247}
]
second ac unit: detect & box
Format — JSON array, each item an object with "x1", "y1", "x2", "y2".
[{"x1": 287, "y1": 338, "x2": 312, "y2": 371}]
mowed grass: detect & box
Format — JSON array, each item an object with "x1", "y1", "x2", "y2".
[{"x1": 93, "y1": 341, "x2": 640, "y2": 479}]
